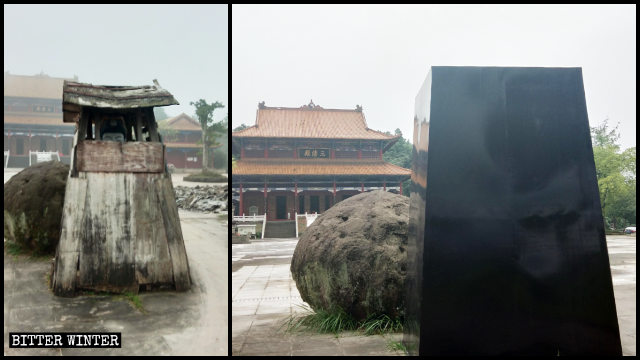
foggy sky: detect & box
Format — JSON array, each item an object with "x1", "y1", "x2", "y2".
[
  {"x1": 232, "y1": 5, "x2": 636, "y2": 150},
  {"x1": 4, "y1": 4, "x2": 228, "y2": 122}
]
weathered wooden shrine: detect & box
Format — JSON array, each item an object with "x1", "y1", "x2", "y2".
[{"x1": 52, "y1": 80, "x2": 191, "y2": 296}]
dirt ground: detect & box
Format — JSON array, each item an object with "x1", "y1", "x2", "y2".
[{"x1": 4, "y1": 167, "x2": 228, "y2": 355}]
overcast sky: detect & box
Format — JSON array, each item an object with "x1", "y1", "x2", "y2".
[
  {"x1": 232, "y1": 4, "x2": 636, "y2": 150},
  {"x1": 4, "y1": 4, "x2": 228, "y2": 122}
]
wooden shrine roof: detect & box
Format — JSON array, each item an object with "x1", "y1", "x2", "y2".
[
  {"x1": 63, "y1": 80, "x2": 179, "y2": 110},
  {"x1": 233, "y1": 159, "x2": 411, "y2": 176},
  {"x1": 233, "y1": 102, "x2": 398, "y2": 141}
]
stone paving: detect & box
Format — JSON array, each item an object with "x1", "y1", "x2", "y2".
[
  {"x1": 233, "y1": 235, "x2": 636, "y2": 356},
  {"x1": 607, "y1": 235, "x2": 636, "y2": 356},
  {"x1": 4, "y1": 209, "x2": 228, "y2": 356},
  {"x1": 232, "y1": 238, "x2": 404, "y2": 356}
]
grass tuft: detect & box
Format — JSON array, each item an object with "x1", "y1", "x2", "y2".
[
  {"x1": 123, "y1": 291, "x2": 146, "y2": 313},
  {"x1": 282, "y1": 303, "x2": 403, "y2": 336},
  {"x1": 387, "y1": 340, "x2": 407, "y2": 353}
]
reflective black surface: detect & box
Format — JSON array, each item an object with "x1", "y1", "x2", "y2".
[{"x1": 404, "y1": 67, "x2": 622, "y2": 355}]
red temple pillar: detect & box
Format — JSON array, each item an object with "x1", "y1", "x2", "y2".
[
  {"x1": 333, "y1": 180, "x2": 336, "y2": 205},
  {"x1": 399, "y1": 181, "x2": 403, "y2": 195},
  {"x1": 239, "y1": 184, "x2": 244, "y2": 216},
  {"x1": 358, "y1": 150, "x2": 362, "y2": 159},
  {"x1": 264, "y1": 181, "x2": 268, "y2": 219},
  {"x1": 383, "y1": 181, "x2": 386, "y2": 191},
  {"x1": 241, "y1": 147, "x2": 245, "y2": 159},
  {"x1": 264, "y1": 147, "x2": 268, "y2": 158},
  {"x1": 379, "y1": 149, "x2": 383, "y2": 160},
  {"x1": 361, "y1": 182, "x2": 364, "y2": 193},
  {"x1": 294, "y1": 182, "x2": 298, "y2": 214},
  {"x1": 331, "y1": 149, "x2": 335, "y2": 159}
]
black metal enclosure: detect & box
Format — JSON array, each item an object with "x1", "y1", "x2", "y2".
[{"x1": 404, "y1": 66, "x2": 622, "y2": 355}]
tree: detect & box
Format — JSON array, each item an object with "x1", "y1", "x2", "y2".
[
  {"x1": 190, "y1": 99, "x2": 225, "y2": 171},
  {"x1": 208, "y1": 115, "x2": 228, "y2": 171},
  {"x1": 383, "y1": 128, "x2": 413, "y2": 196},
  {"x1": 591, "y1": 120, "x2": 636, "y2": 230},
  {"x1": 233, "y1": 123, "x2": 249, "y2": 132}
]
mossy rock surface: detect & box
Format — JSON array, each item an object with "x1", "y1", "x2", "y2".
[
  {"x1": 291, "y1": 190, "x2": 408, "y2": 321},
  {"x1": 4, "y1": 161, "x2": 69, "y2": 254}
]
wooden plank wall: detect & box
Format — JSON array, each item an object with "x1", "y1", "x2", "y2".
[
  {"x1": 52, "y1": 172, "x2": 191, "y2": 296},
  {"x1": 76, "y1": 141, "x2": 164, "y2": 173}
]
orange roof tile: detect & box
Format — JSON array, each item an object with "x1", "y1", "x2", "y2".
[
  {"x1": 233, "y1": 159, "x2": 411, "y2": 176},
  {"x1": 4, "y1": 72, "x2": 75, "y2": 99},
  {"x1": 4, "y1": 114, "x2": 74, "y2": 127},
  {"x1": 164, "y1": 142, "x2": 201, "y2": 149},
  {"x1": 233, "y1": 105, "x2": 397, "y2": 140},
  {"x1": 164, "y1": 142, "x2": 220, "y2": 149},
  {"x1": 161, "y1": 113, "x2": 202, "y2": 131}
]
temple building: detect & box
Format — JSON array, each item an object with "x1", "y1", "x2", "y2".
[
  {"x1": 4, "y1": 72, "x2": 211, "y2": 169},
  {"x1": 4, "y1": 72, "x2": 77, "y2": 167},
  {"x1": 159, "y1": 113, "x2": 214, "y2": 169},
  {"x1": 232, "y1": 101, "x2": 411, "y2": 225}
]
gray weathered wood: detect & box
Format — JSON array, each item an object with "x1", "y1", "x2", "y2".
[
  {"x1": 52, "y1": 176, "x2": 88, "y2": 296},
  {"x1": 52, "y1": 171, "x2": 191, "y2": 295},
  {"x1": 76, "y1": 141, "x2": 164, "y2": 173}
]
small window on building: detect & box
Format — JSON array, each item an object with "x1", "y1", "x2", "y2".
[
  {"x1": 310, "y1": 196, "x2": 319, "y2": 214},
  {"x1": 16, "y1": 138, "x2": 24, "y2": 155}
]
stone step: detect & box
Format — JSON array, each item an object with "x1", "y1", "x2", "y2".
[{"x1": 264, "y1": 221, "x2": 296, "y2": 238}]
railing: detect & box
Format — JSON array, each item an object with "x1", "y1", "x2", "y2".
[
  {"x1": 295, "y1": 212, "x2": 318, "y2": 238},
  {"x1": 306, "y1": 212, "x2": 318, "y2": 226},
  {"x1": 232, "y1": 214, "x2": 267, "y2": 240},
  {"x1": 29, "y1": 151, "x2": 60, "y2": 166}
]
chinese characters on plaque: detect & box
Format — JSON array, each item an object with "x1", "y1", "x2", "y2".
[{"x1": 299, "y1": 148, "x2": 330, "y2": 158}]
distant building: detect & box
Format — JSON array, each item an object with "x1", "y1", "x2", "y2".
[
  {"x1": 159, "y1": 113, "x2": 214, "y2": 169},
  {"x1": 231, "y1": 101, "x2": 411, "y2": 222},
  {"x1": 4, "y1": 72, "x2": 213, "y2": 170},
  {"x1": 4, "y1": 72, "x2": 77, "y2": 167}
]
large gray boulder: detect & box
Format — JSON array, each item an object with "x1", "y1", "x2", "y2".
[
  {"x1": 4, "y1": 161, "x2": 69, "y2": 254},
  {"x1": 291, "y1": 190, "x2": 408, "y2": 321}
]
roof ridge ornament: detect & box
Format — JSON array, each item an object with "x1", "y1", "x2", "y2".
[
  {"x1": 356, "y1": 105, "x2": 362, "y2": 112},
  {"x1": 258, "y1": 101, "x2": 266, "y2": 109},
  {"x1": 301, "y1": 99, "x2": 323, "y2": 110}
]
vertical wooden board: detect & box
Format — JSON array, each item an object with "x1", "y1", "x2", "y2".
[
  {"x1": 77, "y1": 173, "x2": 136, "y2": 291},
  {"x1": 158, "y1": 176, "x2": 191, "y2": 290},
  {"x1": 132, "y1": 173, "x2": 174, "y2": 285},
  {"x1": 53, "y1": 176, "x2": 88, "y2": 296}
]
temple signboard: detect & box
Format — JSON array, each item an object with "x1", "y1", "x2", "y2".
[{"x1": 298, "y1": 148, "x2": 330, "y2": 158}]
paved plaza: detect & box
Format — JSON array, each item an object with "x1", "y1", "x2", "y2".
[
  {"x1": 233, "y1": 235, "x2": 636, "y2": 356},
  {"x1": 232, "y1": 238, "x2": 404, "y2": 356}
]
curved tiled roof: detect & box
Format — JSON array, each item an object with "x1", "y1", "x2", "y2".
[
  {"x1": 161, "y1": 113, "x2": 202, "y2": 131},
  {"x1": 4, "y1": 72, "x2": 74, "y2": 100},
  {"x1": 233, "y1": 106, "x2": 397, "y2": 140},
  {"x1": 233, "y1": 159, "x2": 411, "y2": 176}
]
